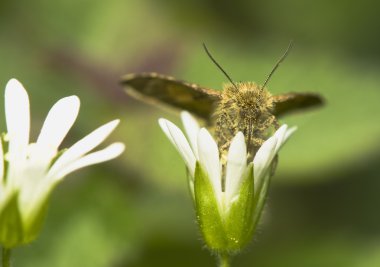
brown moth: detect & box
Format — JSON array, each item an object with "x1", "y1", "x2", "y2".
[{"x1": 121, "y1": 43, "x2": 324, "y2": 160}]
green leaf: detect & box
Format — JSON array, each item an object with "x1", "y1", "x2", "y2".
[{"x1": 194, "y1": 162, "x2": 227, "y2": 252}]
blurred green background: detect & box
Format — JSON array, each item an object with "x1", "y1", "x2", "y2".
[{"x1": 1, "y1": 0, "x2": 380, "y2": 266}]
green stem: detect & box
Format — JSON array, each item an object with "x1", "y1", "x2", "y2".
[
  {"x1": 218, "y1": 253, "x2": 231, "y2": 267},
  {"x1": 2, "y1": 247, "x2": 11, "y2": 267}
]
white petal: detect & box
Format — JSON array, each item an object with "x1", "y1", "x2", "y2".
[
  {"x1": 25, "y1": 96, "x2": 81, "y2": 173},
  {"x1": 5, "y1": 79, "x2": 30, "y2": 184},
  {"x1": 37, "y1": 96, "x2": 80, "y2": 150},
  {"x1": 282, "y1": 126, "x2": 297, "y2": 147},
  {"x1": 26, "y1": 143, "x2": 57, "y2": 173},
  {"x1": 274, "y1": 125, "x2": 297, "y2": 151},
  {"x1": 53, "y1": 142, "x2": 125, "y2": 181},
  {"x1": 0, "y1": 138, "x2": 5, "y2": 196},
  {"x1": 158, "y1": 118, "x2": 175, "y2": 144},
  {"x1": 253, "y1": 135, "x2": 277, "y2": 193},
  {"x1": 273, "y1": 124, "x2": 288, "y2": 151},
  {"x1": 181, "y1": 111, "x2": 200, "y2": 159},
  {"x1": 158, "y1": 118, "x2": 196, "y2": 176},
  {"x1": 47, "y1": 120, "x2": 120, "y2": 178},
  {"x1": 197, "y1": 128, "x2": 221, "y2": 201},
  {"x1": 253, "y1": 124, "x2": 297, "y2": 193},
  {"x1": 285, "y1": 126, "x2": 297, "y2": 139},
  {"x1": 0, "y1": 138, "x2": 3, "y2": 182},
  {"x1": 225, "y1": 132, "x2": 247, "y2": 204},
  {"x1": 18, "y1": 167, "x2": 53, "y2": 218},
  {"x1": 18, "y1": 176, "x2": 55, "y2": 222}
]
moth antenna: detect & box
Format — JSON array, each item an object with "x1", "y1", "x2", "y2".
[
  {"x1": 261, "y1": 40, "x2": 293, "y2": 90},
  {"x1": 203, "y1": 43, "x2": 239, "y2": 91}
]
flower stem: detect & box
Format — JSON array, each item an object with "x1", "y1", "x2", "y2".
[
  {"x1": 218, "y1": 253, "x2": 231, "y2": 267},
  {"x1": 2, "y1": 247, "x2": 11, "y2": 267}
]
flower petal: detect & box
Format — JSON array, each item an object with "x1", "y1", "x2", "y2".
[
  {"x1": 0, "y1": 138, "x2": 3, "y2": 181},
  {"x1": 274, "y1": 125, "x2": 297, "y2": 151},
  {"x1": 37, "y1": 96, "x2": 80, "y2": 150},
  {"x1": 53, "y1": 142, "x2": 125, "y2": 181},
  {"x1": 18, "y1": 170, "x2": 52, "y2": 221},
  {"x1": 181, "y1": 111, "x2": 200, "y2": 159},
  {"x1": 24, "y1": 96, "x2": 81, "y2": 174},
  {"x1": 273, "y1": 124, "x2": 288, "y2": 151},
  {"x1": 158, "y1": 118, "x2": 196, "y2": 176},
  {"x1": 47, "y1": 120, "x2": 120, "y2": 178},
  {"x1": 281, "y1": 126, "x2": 297, "y2": 149},
  {"x1": 253, "y1": 135, "x2": 277, "y2": 186},
  {"x1": 0, "y1": 138, "x2": 4, "y2": 197},
  {"x1": 225, "y1": 132, "x2": 247, "y2": 204},
  {"x1": 197, "y1": 128, "x2": 221, "y2": 201},
  {"x1": 5, "y1": 79, "x2": 30, "y2": 184},
  {"x1": 253, "y1": 125, "x2": 296, "y2": 194}
]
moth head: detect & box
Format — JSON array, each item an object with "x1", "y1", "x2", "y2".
[{"x1": 238, "y1": 83, "x2": 273, "y2": 113}]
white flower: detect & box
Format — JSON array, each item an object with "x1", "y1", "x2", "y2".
[
  {"x1": 0, "y1": 79, "x2": 125, "y2": 248},
  {"x1": 159, "y1": 111, "x2": 296, "y2": 252}
]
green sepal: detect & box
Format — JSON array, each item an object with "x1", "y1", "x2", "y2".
[
  {"x1": 224, "y1": 162, "x2": 255, "y2": 251},
  {"x1": 0, "y1": 186, "x2": 54, "y2": 248},
  {"x1": 22, "y1": 180, "x2": 58, "y2": 245},
  {"x1": 194, "y1": 162, "x2": 227, "y2": 251},
  {"x1": 22, "y1": 192, "x2": 52, "y2": 245},
  {"x1": 0, "y1": 192, "x2": 24, "y2": 248}
]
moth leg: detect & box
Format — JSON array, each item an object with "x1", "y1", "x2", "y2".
[
  {"x1": 247, "y1": 137, "x2": 265, "y2": 161},
  {"x1": 216, "y1": 111, "x2": 238, "y2": 152},
  {"x1": 272, "y1": 117, "x2": 280, "y2": 129},
  {"x1": 258, "y1": 114, "x2": 277, "y2": 131},
  {"x1": 253, "y1": 138, "x2": 265, "y2": 152}
]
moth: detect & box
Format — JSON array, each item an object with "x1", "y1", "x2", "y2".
[{"x1": 121, "y1": 43, "x2": 324, "y2": 160}]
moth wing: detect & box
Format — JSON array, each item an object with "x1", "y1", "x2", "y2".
[
  {"x1": 272, "y1": 92, "x2": 324, "y2": 117},
  {"x1": 121, "y1": 73, "x2": 221, "y2": 120}
]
